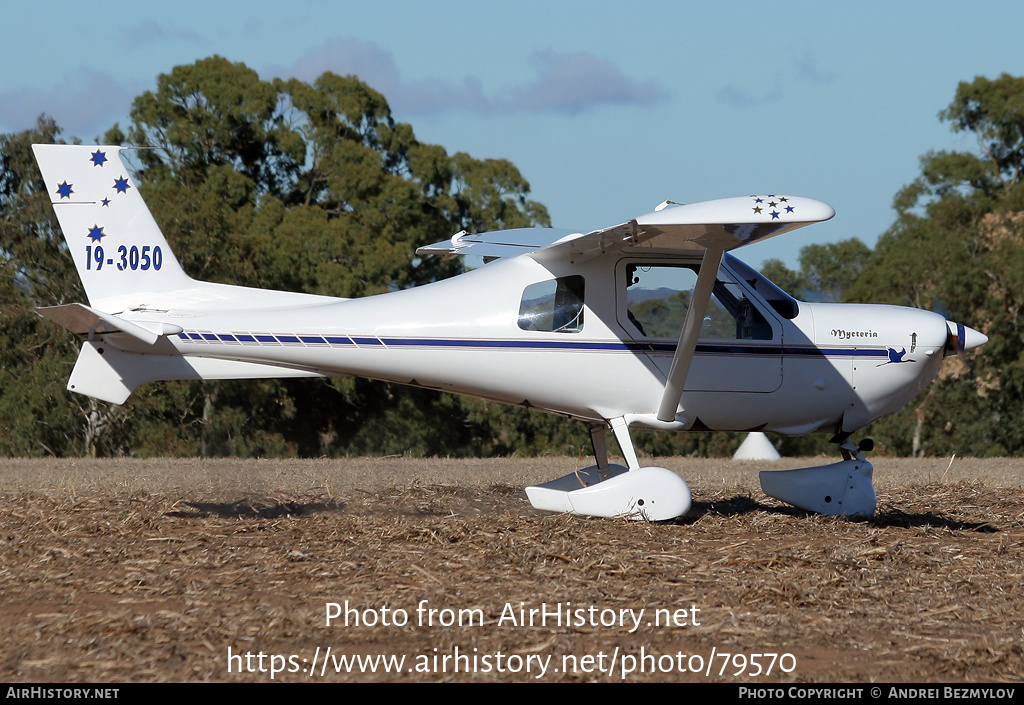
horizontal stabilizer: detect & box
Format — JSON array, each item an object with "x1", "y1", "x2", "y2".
[{"x1": 37, "y1": 303, "x2": 183, "y2": 345}]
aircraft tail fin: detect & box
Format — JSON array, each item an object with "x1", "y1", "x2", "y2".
[{"x1": 32, "y1": 144, "x2": 194, "y2": 310}]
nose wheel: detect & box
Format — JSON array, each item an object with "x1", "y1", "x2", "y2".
[{"x1": 759, "y1": 437, "x2": 876, "y2": 516}]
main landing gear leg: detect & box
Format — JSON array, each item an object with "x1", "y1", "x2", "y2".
[
  {"x1": 590, "y1": 423, "x2": 611, "y2": 472},
  {"x1": 758, "y1": 437, "x2": 876, "y2": 516},
  {"x1": 525, "y1": 417, "x2": 692, "y2": 521},
  {"x1": 608, "y1": 416, "x2": 639, "y2": 470}
]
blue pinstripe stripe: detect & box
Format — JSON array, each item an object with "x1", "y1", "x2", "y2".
[{"x1": 176, "y1": 331, "x2": 892, "y2": 359}]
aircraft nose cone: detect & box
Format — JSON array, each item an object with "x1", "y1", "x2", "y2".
[{"x1": 946, "y1": 321, "x2": 988, "y2": 354}]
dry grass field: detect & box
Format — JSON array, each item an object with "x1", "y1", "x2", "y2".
[{"x1": 0, "y1": 456, "x2": 1021, "y2": 683}]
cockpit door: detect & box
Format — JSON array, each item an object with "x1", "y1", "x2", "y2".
[{"x1": 617, "y1": 258, "x2": 783, "y2": 393}]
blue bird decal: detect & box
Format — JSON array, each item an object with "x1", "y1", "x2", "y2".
[{"x1": 878, "y1": 347, "x2": 913, "y2": 366}]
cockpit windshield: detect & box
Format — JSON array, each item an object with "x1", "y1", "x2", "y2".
[{"x1": 724, "y1": 254, "x2": 800, "y2": 320}]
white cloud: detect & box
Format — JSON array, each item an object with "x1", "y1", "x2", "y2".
[
  {"x1": 717, "y1": 52, "x2": 836, "y2": 109},
  {"x1": 499, "y1": 49, "x2": 668, "y2": 115},
  {"x1": 283, "y1": 37, "x2": 403, "y2": 98},
  {"x1": 0, "y1": 69, "x2": 142, "y2": 139},
  {"x1": 717, "y1": 83, "x2": 784, "y2": 109},
  {"x1": 795, "y1": 51, "x2": 837, "y2": 85},
  {"x1": 0, "y1": 37, "x2": 669, "y2": 137},
  {"x1": 277, "y1": 37, "x2": 669, "y2": 116},
  {"x1": 119, "y1": 20, "x2": 205, "y2": 50}
]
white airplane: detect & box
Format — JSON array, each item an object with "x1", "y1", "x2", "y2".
[{"x1": 31, "y1": 144, "x2": 987, "y2": 521}]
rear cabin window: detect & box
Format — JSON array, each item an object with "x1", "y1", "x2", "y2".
[{"x1": 518, "y1": 276, "x2": 585, "y2": 333}]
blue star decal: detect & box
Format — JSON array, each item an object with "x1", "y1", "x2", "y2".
[
  {"x1": 56, "y1": 181, "x2": 73, "y2": 199},
  {"x1": 101, "y1": 197, "x2": 111, "y2": 207},
  {"x1": 87, "y1": 224, "x2": 105, "y2": 242},
  {"x1": 770, "y1": 211, "x2": 780, "y2": 219},
  {"x1": 113, "y1": 175, "x2": 131, "y2": 194},
  {"x1": 785, "y1": 205, "x2": 795, "y2": 213},
  {"x1": 90, "y1": 150, "x2": 107, "y2": 167}
]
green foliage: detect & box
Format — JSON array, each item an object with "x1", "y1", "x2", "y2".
[
  {"x1": 797, "y1": 239, "x2": 873, "y2": 303},
  {"x1": 758, "y1": 239, "x2": 872, "y2": 303},
  {"x1": 759, "y1": 258, "x2": 808, "y2": 299},
  {"x1": 939, "y1": 73, "x2": 1024, "y2": 193},
  {"x1": 0, "y1": 116, "x2": 94, "y2": 456},
  {"x1": 127, "y1": 56, "x2": 302, "y2": 196}
]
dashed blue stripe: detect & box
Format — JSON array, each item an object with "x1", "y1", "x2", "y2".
[{"x1": 176, "y1": 331, "x2": 892, "y2": 359}]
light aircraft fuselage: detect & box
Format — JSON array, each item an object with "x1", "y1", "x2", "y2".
[{"x1": 105, "y1": 251, "x2": 951, "y2": 437}]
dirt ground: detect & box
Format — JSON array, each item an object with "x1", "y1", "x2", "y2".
[{"x1": 0, "y1": 455, "x2": 1021, "y2": 683}]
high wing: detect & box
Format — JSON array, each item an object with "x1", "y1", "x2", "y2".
[
  {"x1": 417, "y1": 195, "x2": 835, "y2": 261},
  {"x1": 420, "y1": 194, "x2": 835, "y2": 423},
  {"x1": 416, "y1": 227, "x2": 581, "y2": 259}
]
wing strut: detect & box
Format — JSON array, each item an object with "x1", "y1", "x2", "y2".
[{"x1": 656, "y1": 247, "x2": 725, "y2": 422}]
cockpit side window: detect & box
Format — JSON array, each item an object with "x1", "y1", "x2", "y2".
[
  {"x1": 518, "y1": 276, "x2": 585, "y2": 333},
  {"x1": 623, "y1": 263, "x2": 773, "y2": 340}
]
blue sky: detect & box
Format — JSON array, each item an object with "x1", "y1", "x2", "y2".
[{"x1": 4, "y1": 0, "x2": 1023, "y2": 270}]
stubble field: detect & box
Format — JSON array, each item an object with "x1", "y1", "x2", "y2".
[{"x1": 0, "y1": 456, "x2": 1021, "y2": 683}]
